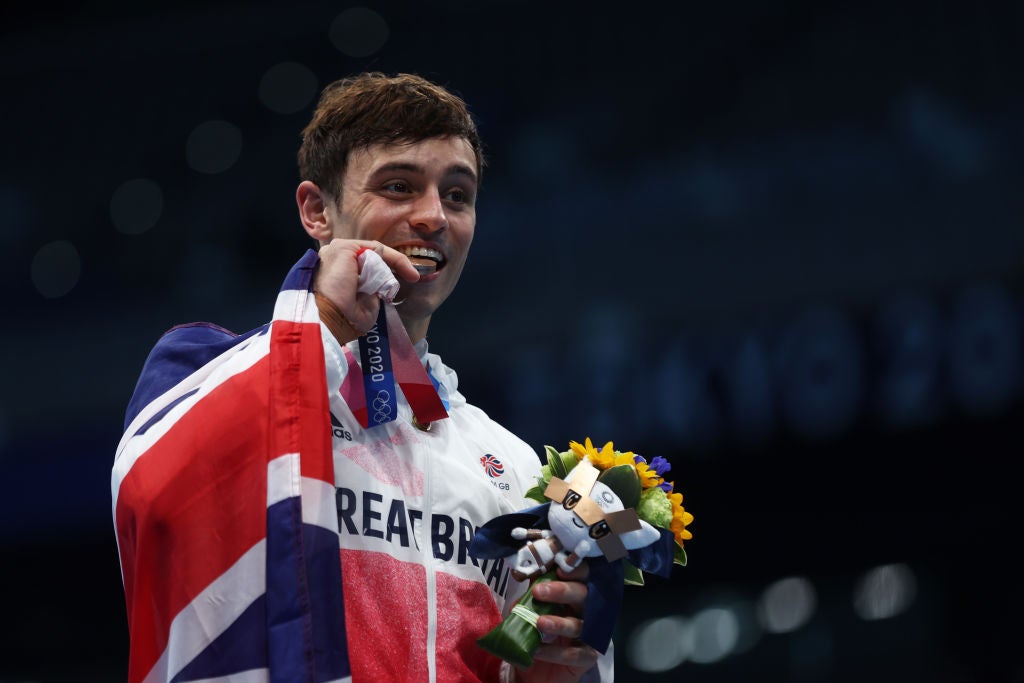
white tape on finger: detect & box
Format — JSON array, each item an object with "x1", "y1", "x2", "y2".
[{"x1": 357, "y1": 249, "x2": 400, "y2": 302}]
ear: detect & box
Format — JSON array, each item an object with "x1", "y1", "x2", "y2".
[
  {"x1": 618, "y1": 519, "x2": 661, "y2": 550},
  {"x1": 296, "y1": 180, "x2": 334, "y2": 243}
]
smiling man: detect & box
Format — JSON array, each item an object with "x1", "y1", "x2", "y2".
[
  {"x1": 113, "y1": 73, "x2": 609, "y2": 683},
  {"x1": 297, "y1": 135, "x2": 476, "y2": 344}
]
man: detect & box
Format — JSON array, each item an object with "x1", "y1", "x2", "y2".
[{"x1": 113, "y1": 72, "x2": 608, "y2": 682}]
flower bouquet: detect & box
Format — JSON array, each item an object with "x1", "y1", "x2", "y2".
[{"x1": 468, "y1": 438, "x2": 693, "y2": 669}]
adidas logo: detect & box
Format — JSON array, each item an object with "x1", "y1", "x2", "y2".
[{"x1": 330, "y1": 412, "x2": 354, "y2": 441}]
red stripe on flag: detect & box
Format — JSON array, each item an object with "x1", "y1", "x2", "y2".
[
  {"x1": 269, "y1": 319, "x2": 333, "y2": 483},
  {"x1": 115, "y1": 355, "x2": 272, "y2": 683}
]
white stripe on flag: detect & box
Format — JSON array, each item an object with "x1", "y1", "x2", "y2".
[
  {"x1": 267, "y1": 453, "x2": 339, "y2": 533},
  {"x1": 267, "y1": 453, "x2": 301, "y2": 507},
  {"x1": 142, "y1": 540, "x2": 267, "y2": 683},
  {"x1": 302, "y1": 473, "x2": 340, "y2": 533},
  {"x1": 113, "y1": 331, "x2": 272, "y2": 508},
  {"x1": 271, "y1": 288, "x2": 320, "y2": 325}
]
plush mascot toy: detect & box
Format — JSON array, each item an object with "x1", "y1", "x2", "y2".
[{"x1": 469, "y1": 441, "x2": 691, "y2": 669}]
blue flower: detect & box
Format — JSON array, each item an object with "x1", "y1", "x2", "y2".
[{"x1": 649, "y1": 456, "x2": 672, "y2": 477}]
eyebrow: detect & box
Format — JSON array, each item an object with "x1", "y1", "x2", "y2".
[{"x1": 371, "y1": 161, "x2": 478, "y2": 184}]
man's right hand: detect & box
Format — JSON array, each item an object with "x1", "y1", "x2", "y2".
[{"x1": 313, "y1": 238, "x2": 420, "y2": 341}]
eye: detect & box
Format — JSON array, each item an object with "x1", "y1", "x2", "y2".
[
  {"x1": 562, "y1": 491, "x2": 582, "y2": 510},
  {"x1": 383, "y1": 181, "x2": 411, "y2": 194},
  {"x1": 443, "y1": 186, "x2": 473, "y2": 207},
  {"x1": 589, "y1": 520, "x2": 611, "y2": 539},
  {"x1": 444, "y1": 188, "x2": 464, "y2": 202}
]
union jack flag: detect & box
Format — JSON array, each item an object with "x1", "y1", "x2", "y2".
[
  {"x1": 480, "y1": 454, "x2": 504, "y2": 478},
  {"x1": 112, "y1": 251, "x2": 350, "y2": 683}
]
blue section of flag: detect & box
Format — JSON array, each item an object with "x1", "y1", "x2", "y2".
[
  {"x1": 124, "y1": 323, "x2": 268, "y2": 432},
  {"x1": 170, "y1": 596, "x2": 267, "y2": 682},
  {"x1": 266, "y1": 497, "x2": 351, "y2": 682}
]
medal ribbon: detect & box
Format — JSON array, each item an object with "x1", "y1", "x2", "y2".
[
  {"x1": 383, "y1": 303, "x2": 449, "y2": 424},
  {"x1": 355, "y1": 306, "x2": 398, "y2": 427},
  {"x1": 352, "y1": 304, "x2": 449, "y2": 428},
  {"x1": 343, "y1": 248, "x2": 449, "y2": 428}
]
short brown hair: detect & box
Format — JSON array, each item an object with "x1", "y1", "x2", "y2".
[{"x1": 298, "y1": 72, "x2": 485, "y2": 201}]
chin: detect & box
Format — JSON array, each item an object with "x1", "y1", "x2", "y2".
[{"x1": 394, "y1": 294, "x2": 442, "y2": 324}]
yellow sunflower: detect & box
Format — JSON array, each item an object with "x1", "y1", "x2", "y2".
[
  {"x1": 570, "y1": 437, "x2": 619, "y2": 470},
  {"x1": 668, "y1": 490, "x2": 694, "y2": 545},
  {"x1": 634, "y1": 460, "x2": 664, "y2": 489}
]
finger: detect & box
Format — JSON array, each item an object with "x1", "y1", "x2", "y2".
[
  {"x1": 536, "y1": 614, "x2": 583, "y2": 641},
  {"x1": 530, "y1": 638, "x2": 598, "y2": 670},
  {"x1": 314, "y1": 241, "x2": 362, "y2": 302},
  {"x1": 320, "y1": 239, "x2": 420, "y2": 284},
  {"x1": 361, "y1": 241, "x2": 420, "y2": 282},
  {"x1": 314, "y1": 241, "x2": 383, "y2": 332},
  {"x1": 532, "y1": 579, "x2": 588, "y2": 615}
]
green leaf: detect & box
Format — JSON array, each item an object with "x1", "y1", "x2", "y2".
[
  {"x1": 597, "y1": 464, "x2": 641, "y2": 509},
  {"x1": 673, "y1": 543, "x2": 688, "y2": 567},
  {"x1": 544, "y1": 446, "x2": 569, "y2": 479},
  {"x1": 524, "y1": 484, "x2": 547, "y2": 504},
  {"x1": 622, "y1": 561, "x2": 645, "y2": 586}
]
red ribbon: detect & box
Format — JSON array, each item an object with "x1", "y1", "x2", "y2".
[
  {"x1": 384, "y1": 304, "x2": 449, "y2": 424},
  {"x1": 342, "y1": 302, "x2": 448, "y2": 428}
]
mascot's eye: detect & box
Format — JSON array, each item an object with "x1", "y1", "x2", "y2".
[
  {"x1": 562, "y1": 491, "x2": 582, "y2": 510},
  {"x1": 589, "y1": 520, "x2": 611, "y2": 539}
]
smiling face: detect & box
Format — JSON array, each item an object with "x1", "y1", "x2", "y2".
[{"x1": 323, "y1": 136, "x2": 478, "y2": 340}]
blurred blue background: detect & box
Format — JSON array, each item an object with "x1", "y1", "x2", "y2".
[{"x1": 2, "y1": 1, "x2": 1022, "y2": 680}]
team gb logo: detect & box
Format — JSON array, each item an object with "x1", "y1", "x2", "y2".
[{"x1": 480, "y1": 454, "x2": 504, "y2": 478}]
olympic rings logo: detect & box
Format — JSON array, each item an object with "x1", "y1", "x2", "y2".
[{"x1": 371, "y1": 390, "x2": 393, "y2": 424}]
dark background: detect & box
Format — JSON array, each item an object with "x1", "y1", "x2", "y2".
[{"x1": 2, "y1": 1, "x2": 1022, "y2": 681}]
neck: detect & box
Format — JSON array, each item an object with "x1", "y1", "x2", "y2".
[{"x1": 402, "y1": 314, "x2": 430, "y2": 345}]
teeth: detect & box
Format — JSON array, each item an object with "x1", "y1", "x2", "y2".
[
  {"x1": 400, "y1": 246, "x2": 442, "y2": 275},
  {"x1": 399, "y1": 246, "x2": 443, "y2": 263}
]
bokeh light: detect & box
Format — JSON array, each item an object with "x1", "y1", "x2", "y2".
[
  {"x1": 186, "y1": 120, "x2": 243, "y2": 175},
  {"x1": 258, "y1": 62, "x2": 319, "y2": 115},
  {"x1": 110, "y1": 178, "x2": 163, "y2": 235},
  {"x1": 852, "y1": 563, "x2": 917, "y2": 621},
  {"x1": 757, "y1": 576, "x2": 817, "y2": 633},
  {"x1": 329, "y1": 7, "x2": 389, "y2": 58},
  {"x1": 628, "y1": 615, "x2": 689, "y2": 673},
  {"x1": 30, "y1": 240, "x2": 81, "y2": 299},
  {"x1": 687, "y1": 606, "x2": 740, "y2": 664}
]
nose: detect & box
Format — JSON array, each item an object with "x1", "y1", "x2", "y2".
[{"x1": 409, "y1": 189, "x2": 448, "y2": 234}]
